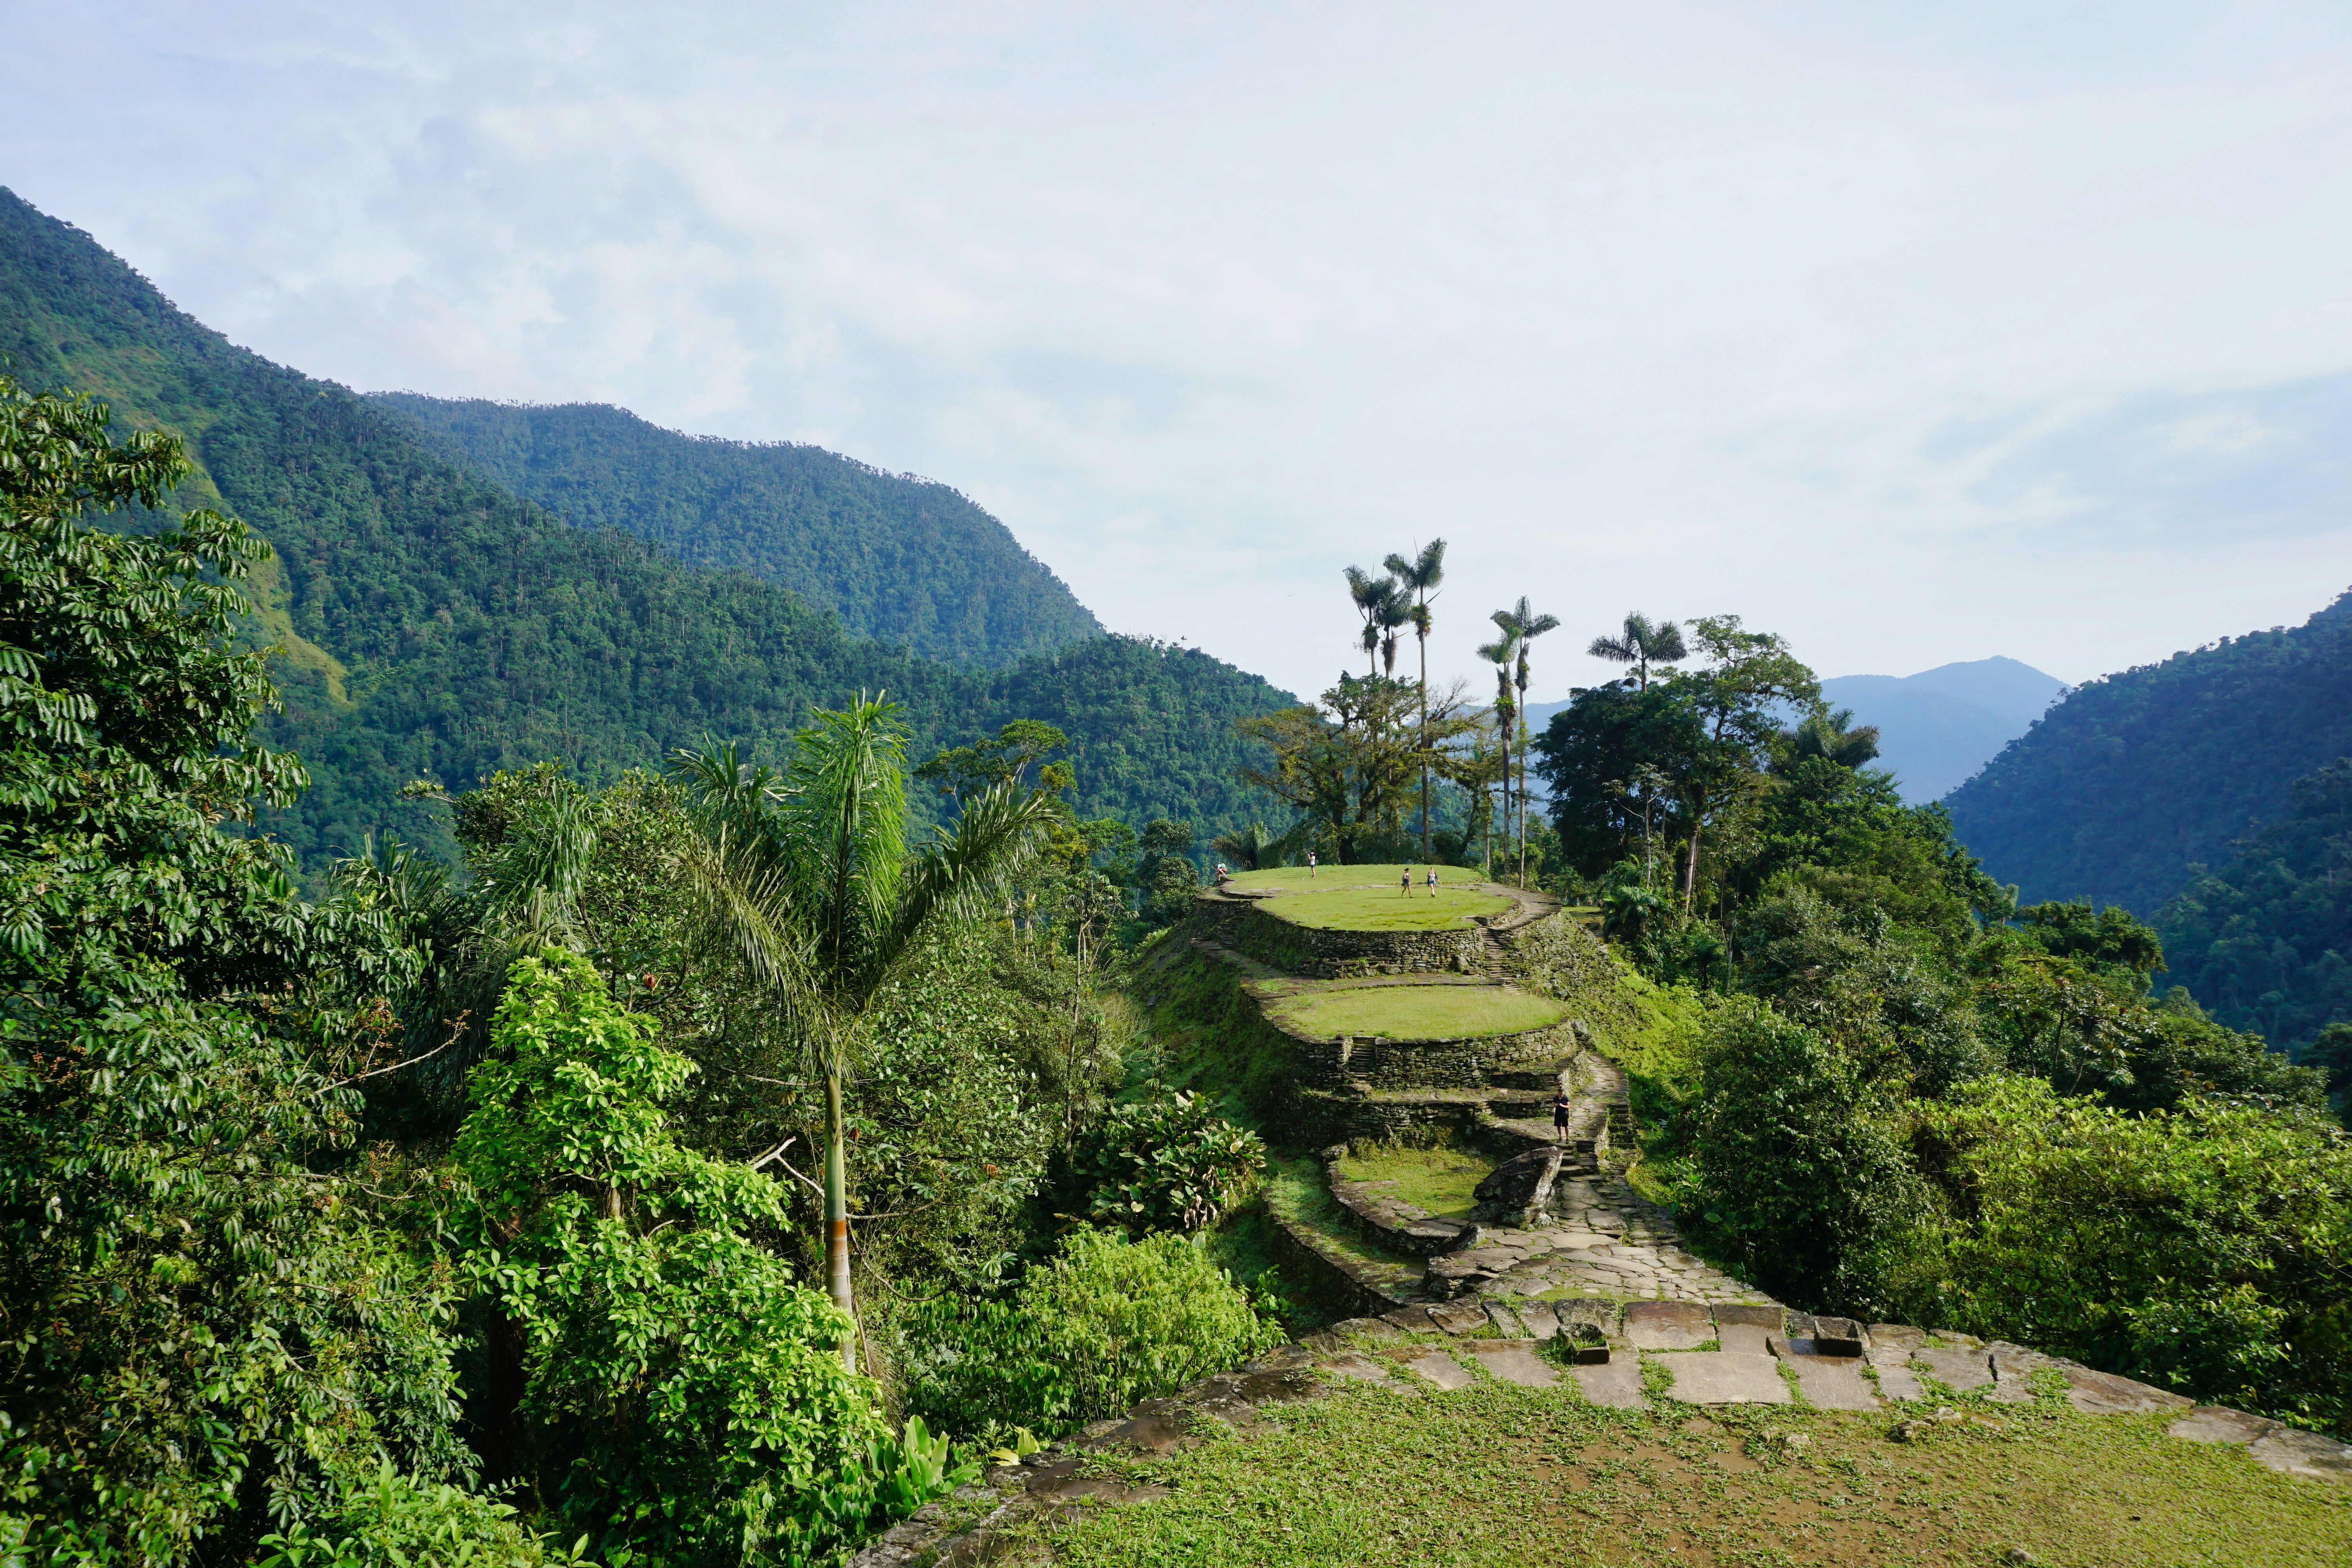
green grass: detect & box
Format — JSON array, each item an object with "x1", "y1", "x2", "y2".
[
  {"x1": 1025, "y1": 1377, "x2": 2352, "y2": 1566},
  {"x1": 1221, "y1": 863, "x2": 1485, "y2": 894},
  {"x1": 1267, "y1": 984, "x2": 1564, "y2": 1041},
  {"x1": 1258, "y1": 879, "x2": 1513, "y2": 933},
  {"x1": 1331, "y1": 1144, "x2": 1497, "y2": 1220}
]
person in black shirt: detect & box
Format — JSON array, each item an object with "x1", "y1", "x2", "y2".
[{"x1": 1551, "y1": 1090, "x2": 1572, "y2": 1143}]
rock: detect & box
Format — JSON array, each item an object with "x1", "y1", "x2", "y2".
[
  {"x1": 1472, "y1": 1346, "x2": 1559, "y2": 1387},
  {"x1": 1623, "y1": 1299, "x2": 1713, "y2": 1351},
  {"x1": 1315, "y1": 1352, "x2": 1396, "y2": 1384},
  {"x1": 1572, "y1": 1359, "x2": 1648, "y2": 1409},
  {"x1": 1867, "y1": 1322, "x2": 1926, "y2": 1350},
  {"x1": 1473, "y1": 1145, "x2": 1568, "y2": 1222},
  {"x1": 1379, "y1": 1306, "x2": 1440, "y2": 1334},
  {"x1": 1515, "y1": 1300, "x2": 1561, "y2": 1341},
  {"x1": 1913, "y1": 1346, "x2": 1993, "y2": 1393},
  {"x1": 1563, "y1": 1324, "x2": 1610, "y2": 1365},
  {"x1": 1656, "y1": 1350, "x2": 1793, "y2": 1406},
  {"x1": 2055, "y1": 1367, "x2": 2192, "y2": 1417},
  {"x1": 1395, "y1": 1350, "x2": 1475, "y2": 1390},
  {"x1": 1712, "y1": 1303, "x2": 1785, "y2": 1330},
  {"x1": 1809, "y1": 1316, "x2": 1865, "y2": 1357},
  {"x1": 1554, "y1": 1298, "x2": 1622, "y2": 1338},
  {"x1": 2169, "y1": 1406, "x2": 2282, "y2": 1448},
  {"x1": 2248, "y1": 1426, "x2": 2352, "y2": 1483},
  {"x1": 1330, "y1": 1316, "x2": 1404, "y2": 1342},
  {"x1": 1716, "y1": 1323, "x2": 1771, "y2": 1356},
  {"x1": 1426, "y1": 1300, "x2": 1493, "y2": 1336},
  {"x1": 1866, "y1": 1348, "x2": 1927, "y2": 1402},
  {"x1": 1777, "y1": 1351, "x2": 1882, "y2": 1411}
]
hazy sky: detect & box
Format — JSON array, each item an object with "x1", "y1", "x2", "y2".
[{"x1": 10, "y1": 1, "x2": 2352, "y2": 701}]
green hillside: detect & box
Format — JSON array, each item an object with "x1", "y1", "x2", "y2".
[
  {"x1": 369, "y1": 394, "x2": 1100, "y2": 667},
  {"x1": 0, "y1": 187, "x2": 1290, "y2": 872},
  {"x1": 2157, "y1": 756, "x2": 2352, "y2": 1058},
  {"x1": 1944, "y1": 590, "x2": 2352, "y2": 913}
]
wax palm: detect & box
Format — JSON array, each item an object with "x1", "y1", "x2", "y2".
[
  {"x1": 1493, "y1": 599, "x2": 1561, "y2": 884},
  {"x1": 1344, "y1": 566, "x2": 1399, "y2": 677},
  {"x1": 1376, "y1": 591, "x2": 1412, "y2": 678},
  {"x1": 1788, "y1": 707, "x2": 1882, "y2": 769},
  {"x1": 666, "y1": 699, "x2": 1056, "y2": 1367},
  {"x1": 1383, "y1": 539, "x2": 1447, "y2": 852},
  {"x1": 1478, "y1": 632, "x2": 1520, "y2": 879},
  {"x1": 1588, "y1": 611, "x2": 1687, "y2": 690}
]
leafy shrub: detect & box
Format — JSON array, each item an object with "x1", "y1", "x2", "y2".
[
  {"x1": 1682, "y1": 998, "x2": 1937, "y2": 1318},
  {"x1": 1076, "y1": 1091, "x2": 1266, "y2": 1233},
  {"x1": 456, "y1": 948, "x2": 882, "y2": 1566},
  {"x1": 904, "y1": 1227, "x2": 1285, "y2": 1437},
  {"x1": 1911, "y1": 1075, "x2": 2352, "y2": 1433},
  {"x1": 254, "y1": 1462, "x2": 584, "y2": 1568}
]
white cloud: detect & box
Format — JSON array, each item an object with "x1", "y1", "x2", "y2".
[{"x1": 7, "y1": 0, "x2": 2352, "y2": 699}]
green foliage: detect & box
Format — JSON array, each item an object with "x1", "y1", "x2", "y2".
[
  {"x1": 903, "y1": 1228, "x2": 1284, "y2": 1437},
  {"x1": 2158, "y1": 754, "x2": 2352, "y2": 1060},
  {"x1": 1077, "y1": 1092, "x2": 1267, "y2": 1233},
  {"x1": 1910, "y1": 1075, "x2": 2352, "y2": 1432},
  {"x1": 0, "y1": 377, "x2": 472, "y2": 1562},
  {"x1": 254, "y1": 1463, "x2": 585, "y2": 1568},
  {"x1": 456, "y1": 948, "x2": 879, "y2": 1565},
  {"x1": 1681, "y1": 1000, "x2": 1936, "y2": 1316},
  {"x1": 370, "y1": 395, "x2": 1102, "y2": 668},
  {"x1": 1947, "y1": 589, "x2": 2352, "y2": 913}
]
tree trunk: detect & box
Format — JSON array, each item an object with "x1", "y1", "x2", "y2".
[
  {"x1": 1682, "y1": 817, "x2": 1702, "y2": 908},
  {"x1": 1417, "y1": 631, "x2": 1431, "y2": 855},
  {"x1": 824, "y1": 1068, "x2": 855, "y2": 1371}
]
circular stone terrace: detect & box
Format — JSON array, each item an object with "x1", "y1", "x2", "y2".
[
  {"x1": 1261, "y1": 978, "x2": 1566, "y2": 1042},
  {"x1": 1218, "y1": 863, "x2": 1519, "y2": 932}
]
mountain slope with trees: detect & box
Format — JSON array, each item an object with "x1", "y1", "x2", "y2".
[
  {"x1": 1944, "y1": 590, "x2": 2352, "y2": 913},
  {"x1": 0, "y1": 187, "x2": 1289, "y2": 873},
  {"x1": 370, "y1": 394, "x2": 1100, "y2": 667}
]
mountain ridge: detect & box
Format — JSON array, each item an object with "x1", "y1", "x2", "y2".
[
  {"x1": 369, "y1": 393, "x2": 1101, "y2": 668},
  {"x1": 1946, "y1": 590, "x2": 2352, "y2": 913}
]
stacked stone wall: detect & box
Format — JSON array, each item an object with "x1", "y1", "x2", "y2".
[{"x1": 1209, "y1": 895, "x2": 1487, "y2": 977}]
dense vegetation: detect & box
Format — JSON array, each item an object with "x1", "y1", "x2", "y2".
[
  {"x1": 1945, "y1": 589, "x2": 2352, "y2": 913},
  {"x1": 1525, "y1": 612, "x2": 2350, "y2": 1435},
  {"x1": 370, "y1": 395, "x2": 1100, "y2": 667},
  {"x1": 2158, "y1": 755, "x2": 2352, "y2": 1062},
  {"x1": 0, "y1": 384, "x2": 1285, "y2": 1563},
  {"x1": 0, "y1": 188, "x2": 1291, "y2": 879}
]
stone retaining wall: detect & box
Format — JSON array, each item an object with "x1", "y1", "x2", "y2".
[
  {"x1": 1267, "y1": 1015, "x2": 1577, "y2": 1093},
  {"x1": 1200, "y1": 891, "x2": 1488, "y2": 977}
]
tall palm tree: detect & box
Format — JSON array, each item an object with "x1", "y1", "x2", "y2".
[
  {"x1": 667, "y1": 699, "x2": 1056, "y2": 1368},
  {"x1": 1786, "y1": 707, "x2": 1882, "y2": 769},
  {"x1": 1376, "y1": 590, "x2": 1412, "y2": 678},
  {"x1": 1344, "y1": 566, "x2": 1398, "y2": 678},
  {"x1": 1588, "y1": 611, "x2": 1688, "y2": 691},
  {"x1": 1383, "y1": 539, "x2": 1447, "y2": 853},
  {"x1": 1477, "y1": 631, "x2": 1520, "y2": 880},
  {"x1": 1493, "y1": 598, "x2": 1561, "y2": 885}
]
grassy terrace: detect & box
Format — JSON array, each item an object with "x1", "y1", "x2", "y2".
[
  {"x1": 1226, "y1": 864, "x2": 1514, "y2": 932},
  {"x1": 1266, "y1": 983, "x2": 1565, "y2": 1040},
  {"x1": 1331, "y1": 1144, "x2": 1498, "y2": 1221},
  {"x1": 1027, "y1": 1377, "x2": 2352, "y2": 1567}
]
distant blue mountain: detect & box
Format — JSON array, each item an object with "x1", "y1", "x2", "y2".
[
  {"x1": 1822, "y1": 657, "x2": 2067, "y2": 802},
  {"x1": 1519, "y1": 656, "x2": 2067, "y2": 806}
]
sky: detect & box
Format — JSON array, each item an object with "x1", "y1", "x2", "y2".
[{"x1": 8, "y1": 0, "x2": 2352, "y2": 702}]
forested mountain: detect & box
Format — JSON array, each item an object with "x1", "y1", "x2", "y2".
[
  {"x1": 1944, "y1": 590, "x2": 2352, "y2": 913},
  {"x1": 370, "y1": 394, "x2": 1100, "y2": 667},
  {"x1": 1818, "y1": 656, "x2": 2064, "y2": 802},
  {"x1": 0, "y1": 187, "x2": 1290, "y2": 872},
  {"x1": 2157, "y1": 756, "x2": 2352, "y2": 1056}
]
